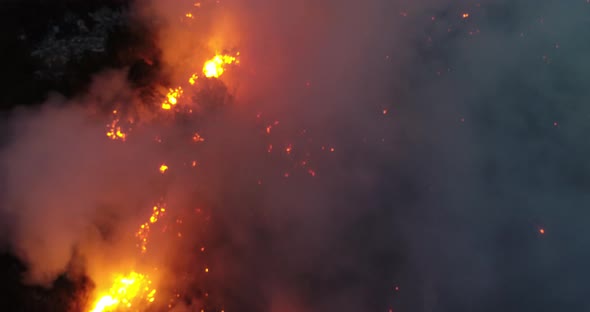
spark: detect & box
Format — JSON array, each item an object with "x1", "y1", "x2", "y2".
[
  {"x1": 159, "y1": 164, "x2": 169, "y2": 173},
  {"x1": 462, "y1": 13, "x2": 469, "y2": 19},
  {"x1": 539, "y1": 228, "x2": 546, "y2": 235}
]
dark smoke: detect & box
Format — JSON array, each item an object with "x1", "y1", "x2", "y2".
[{"x1": 0, "y1": 0, "x2": 589, "y2": 311}]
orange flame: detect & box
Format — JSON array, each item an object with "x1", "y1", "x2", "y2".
[
  {"x1": 203, "y1": 53, "x2": 239, "y2": 78},
  {"x1": 161, "y1": 87, "x2": 184, "y2": 110},
  {"x1": 89, "y1": 271, "x2": 156, "y2": 312}
]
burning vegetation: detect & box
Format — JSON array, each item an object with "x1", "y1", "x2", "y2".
[
  {"x1": 2, "y1": 0, "x2": 580, "y2": 311},
  {"x1": 0, "y1": 0, "x2": 335, "y2": 310}
]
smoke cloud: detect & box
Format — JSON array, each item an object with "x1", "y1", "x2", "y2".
[{"x1": 0, "y1": 0, "x2": 588, "y2": 311}]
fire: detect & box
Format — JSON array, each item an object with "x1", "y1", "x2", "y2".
[
  {"x1": 159, "y1": 52, "x2": 239, "y2": 112},
  {"x1": 202, "y1": 53, "x2": 239, "y2": 78},
  {"x1": 189, "y1": 73, "x2": 199, "y2": 85},
  {"x1": 161, "y1": 87, "x2": 184, "y2": 110},
  {"x1": 192, "y1": 132, "x2": 205, "y2": 142},
  {"x1": 89, "y1": 271, "x2": 156, "y2": 312},
  {"x1": 93, "y1": 8, "x2": 244, "y2": 311}
]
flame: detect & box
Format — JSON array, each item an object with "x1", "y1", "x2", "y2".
[
  {"x1": 189, "y1": 73, "x2": 199, "y2": 85},
  {"x1": 89, "y1": 271, "x2": 156, "y2": 312},
  {"x1": 161, "y1": 87, "x2": 184, "y2": 110},
  {"x1": 95, "y1": 9, "x2": 244, "y2": 310},
  {"x1": 203, "y1": 53, "x2": 239, "y2": 78}
]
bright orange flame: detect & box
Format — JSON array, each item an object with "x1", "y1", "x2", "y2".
[
  {"x1": 161, "y1": 87, "x2": 183, "y2": 110},
  {"x1": 105, "y1": 111, "x2": 127, "y2": 141},
  {"x1": 203, "y1": 53, "x2": 239, "y2": 78},
  {"x1": 189, "y1": 73, "x2": 199, "y2": 85},
  {"x1": 89, "y1": 271, "x2": 156, "y2": 312}
]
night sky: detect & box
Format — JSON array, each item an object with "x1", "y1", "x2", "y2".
[{"x1": 0, "y1": 0, "x2": 589, "y2": 311}]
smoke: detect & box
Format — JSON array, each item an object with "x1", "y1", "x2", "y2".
[{"x1": 1, "y1": 0, "x2": 589, "y2": 311}]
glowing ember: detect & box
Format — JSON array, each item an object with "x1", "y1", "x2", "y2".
[
  {"x1": 89, "y1": 271, "x2": 156, "y2": 312},
  {"x1": 462, "y1": 13, "x2": 470, "y2": 19},
  {"x1": 192, "y1": 133, "x2": 205, "y2": 142},
  {"x1": 106, "y1": 111, "x2": 127, "y2": 141},
  {"x1": 136, "y1": 205, "x2": 166, "y2": 253},
  {"x1": 159, "y1": 164, "x2": 169, "y2": 173},
  {"x1": 203, "y1": 53, "x2": 239, "y2": 78},
  {"x1": 539, "y1": 228, "x2": 546, "y2": 235}
]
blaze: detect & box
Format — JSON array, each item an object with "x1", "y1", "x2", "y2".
[
  {"x1": 203, "y1": 53, "x2": 239, "y2": 78},
  {"x1": 89, "y1": 271, "x2": 156, "y2": 312},
  {"x1": 161, "y1": 87, "x2": 184, "y2": 110},
  {"x1": 189, "y1": 73, "x2": 199, "y2": 85}
]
